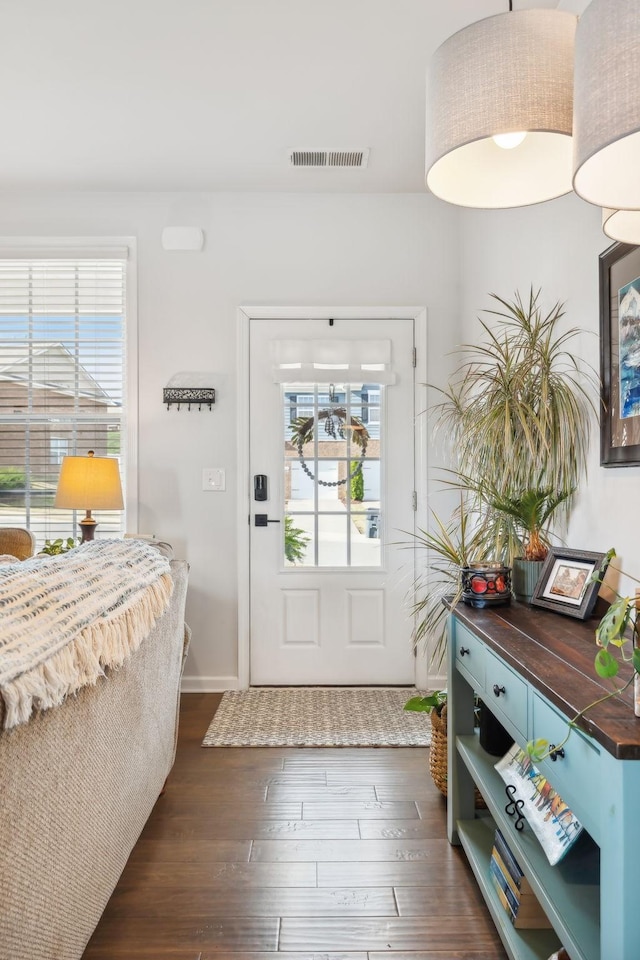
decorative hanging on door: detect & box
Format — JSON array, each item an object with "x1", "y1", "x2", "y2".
[{"x1": 289, "y1": 406, "x2": 370, "y2": 487}]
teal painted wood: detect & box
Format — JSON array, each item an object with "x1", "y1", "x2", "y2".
[
  {"x1": 598, "y1": 752, "x2": 640, "y2": 959},
  {"x1": 448, "y1": 609, "x2": 640, "y2": 960},
  {"x1": 458, "y1": 818, "x2": 562, "y2": 960},
  {"x1": 456, "y1": 736, "x2": 599, "y2": 960},
  {"x1": 446, "y1": 618, "x2": 476, "y2": 846}
]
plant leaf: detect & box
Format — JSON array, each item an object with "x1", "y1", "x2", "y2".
[
  {"x1": 526, "y1": 738, "x2": 548, "y2": 761},
  {"x1": 403, "y1": 696, "x2": 431, "y2": 712},
  {"x1": 594, "y1": 648, "x2": 619, "y2": 679},
  {"x1": 596, "y1": 597, "x2": 632, "y2": 648}
]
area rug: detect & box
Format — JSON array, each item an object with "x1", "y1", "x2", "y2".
[{"x1": 201, "y1": 687, "x2": 431, "y2": 747}]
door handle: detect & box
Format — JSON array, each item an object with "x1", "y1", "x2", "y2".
[{"x1": 254, "y1": 514, "x2": 281, "y2": 527}]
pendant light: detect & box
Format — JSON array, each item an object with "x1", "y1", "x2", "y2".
[
  {"x1": 425, "y1": 5, "x2": 577, "y2": 209},
  {"x1": 573, "y1": 0, "x2": 640, "y2": 213},
  {"x1": 602, "y1": 208, "x2": 640, "y2": 245}
]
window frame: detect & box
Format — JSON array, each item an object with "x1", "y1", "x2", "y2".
[{"x1": 0, "y1": 236, "x2": 138, "y2": 536}]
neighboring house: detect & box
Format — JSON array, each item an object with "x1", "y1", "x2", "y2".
[{"x1": 0, "y1": 341, "x2": 117, "y2": 478}]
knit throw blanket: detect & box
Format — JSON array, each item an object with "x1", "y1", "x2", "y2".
[{"x1": 0, "y1": 539, "x2": 174, "y2": 729}]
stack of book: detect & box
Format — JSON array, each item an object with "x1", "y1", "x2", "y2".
[{"x1": 489, "y1": 828, "x2": 552, "y2": 929}]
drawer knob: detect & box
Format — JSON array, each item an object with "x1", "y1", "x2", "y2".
[
  {"x1": 549, "y1": 744, "x2": 565, "y2": 762},
  {"x1": 459, "y1": 646, "x2": 470, "y2": 657},
  {"x1": 493, "y1": 684, "x2": 506, "y2": 698}
]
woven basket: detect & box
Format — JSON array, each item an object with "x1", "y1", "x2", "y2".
[{"x1": 430, "y1": 704, "x2": 486, "y2": 808}]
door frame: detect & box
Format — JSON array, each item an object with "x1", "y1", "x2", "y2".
[{"x1": 237, "y1": 304, "x2": 429, "y2": 690}]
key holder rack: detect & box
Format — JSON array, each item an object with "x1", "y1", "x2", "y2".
[
  {"x1": 163, "y1": 387, "x2": 215, "y2": 411},
  {"x1": 163, "y1": 372, "x2": 216, "y2": 411}
]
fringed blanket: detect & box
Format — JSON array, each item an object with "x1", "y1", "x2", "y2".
[{"x1": 0, "y1": 539, "x2": 174, "y2": 729}]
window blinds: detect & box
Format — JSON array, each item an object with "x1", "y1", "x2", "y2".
[{"x1": 0, "y1": 256, "x2": 128, "y2": 549}]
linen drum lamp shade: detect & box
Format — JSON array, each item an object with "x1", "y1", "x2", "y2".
[
  {"x1": 602, "y1": 208, "x2": 640, "y2": 245},
  {"x1": 573, "y1": 0, "x2": 640, "y2": 212},
  {"x1": 425, "y1": 10, "x2": 577, "y2": 209},
  {"x1": 55, "y1": 450, "x2": 124, "y2": 542}
]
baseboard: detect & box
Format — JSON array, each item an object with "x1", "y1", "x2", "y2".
[{"x1": 180, "y1": 675, "x2": 239, "y2": 693}]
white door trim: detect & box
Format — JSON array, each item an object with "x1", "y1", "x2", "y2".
[{"x1": 236, "y1": 304, "x2": 429, "y2": 690}]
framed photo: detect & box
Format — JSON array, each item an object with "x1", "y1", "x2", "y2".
[
  {"x1": 600, "y1": 241, "x2": 640, "y2": 466},
  {"x1": 531, "y1": 548, "x2": 609, "y2": 620}
]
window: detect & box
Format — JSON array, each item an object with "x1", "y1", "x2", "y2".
[
  {"x1": 290, "y1": 393, "x2": 315, "y2": 422},
  {"x1": 0, "y1": 248, "x2": 131, "y2": 548},
  {"x1": 49, "y1": 437, "x2": 69, "y2": 465},
  {"x1": 284, "y1": 383, "x2": 383, "y2": 567}
]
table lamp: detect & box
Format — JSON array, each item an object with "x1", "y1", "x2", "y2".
[{"x1": 55, "y1": 450, "x2": 124, "y2": 543}]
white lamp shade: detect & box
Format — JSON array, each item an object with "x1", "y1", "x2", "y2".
[
  {"x1": 425, "y1": 10, "x2": 576, "y2": 209},
  {"x1": 602, "y1": 208, "x2": 640, "y2": 245},
  {"x1": 573, "y1": 0, "x2": 640, "y2": 210},
  {"x1": 55, "y1": 454, "x2": 124, "y2": 510}
]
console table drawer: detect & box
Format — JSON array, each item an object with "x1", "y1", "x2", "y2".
[
  {"x1": 531, "y1": 692, "x2": 601, "y2": 831},
  {"x1": 453, "y1": 622, "x2": 485, "y2": 689},
  {"x1": 484, "y1": 650, "x2": 527, "y2": 739}
]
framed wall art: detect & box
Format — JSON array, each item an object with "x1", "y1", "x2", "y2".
[
  {"x1": 530, "y1": 547, "x2": 609, "y2": 621},
  {"x1": 600, "y1": 241, "x2": 640, "y2": 466}
]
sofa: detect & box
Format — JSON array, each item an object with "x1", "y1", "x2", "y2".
[{"x1": 0, "y1": 549, "x2": 189, "y2": 960}]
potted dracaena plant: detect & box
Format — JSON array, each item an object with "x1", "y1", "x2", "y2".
[
  {"x1": 457, "y1": 479, "x2": 574, "y2": 603},
  {"x1": 407, "y1": 291, "x2": 596, "y2": 769},
  {"x1": 412, "y1": 288, "x2": 595, "y2": 656}
]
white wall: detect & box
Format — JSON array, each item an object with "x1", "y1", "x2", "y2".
[
  {"x1": 0, "y1": 191, "x2": 460, "y2": 686},
  {"x1": 458, "y1": 192, "x2": 640, "y2": 582}
]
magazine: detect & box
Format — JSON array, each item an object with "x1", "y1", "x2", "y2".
[{"x1": 494, "y1": 743, "x2": 583, "y2": 865}]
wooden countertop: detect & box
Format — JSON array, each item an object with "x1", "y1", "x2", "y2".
[{"x1": 452, "y1": 599, "x2": 640, "y2": 760}]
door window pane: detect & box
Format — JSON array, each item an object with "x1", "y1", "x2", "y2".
[
  {"x1": 351, "y1": 510, "x2": 382, "y2": 566},
  {"x1": 283, "y1": 383, "x2": 382, "y2": 568},
  {"x1": 318, "y1": 514, "x2": 348, "y2": 567},
  {"x1": 284, "y1": 513, "x2": 313, "y2": 566}
]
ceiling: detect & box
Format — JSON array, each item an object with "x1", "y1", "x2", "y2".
[{"x1": 2, "y1": 0, "x2": 589, "y2": 193}]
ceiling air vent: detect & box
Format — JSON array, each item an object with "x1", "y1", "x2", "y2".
[{"x1": 288, "y1": 149, "x2": 370, "y2": 168}]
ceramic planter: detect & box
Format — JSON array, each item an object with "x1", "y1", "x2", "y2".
[{"x1": 512, "y1": 557, "x2": 544, "y2": 604}]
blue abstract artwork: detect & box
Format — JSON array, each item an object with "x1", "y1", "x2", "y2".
[{"x1": 619, "y1": 276, "x2": 640, "y2": 420}]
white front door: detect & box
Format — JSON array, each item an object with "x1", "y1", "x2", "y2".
[{"x1": 249, "y1": 317, "x2": 416, "y2": 685}]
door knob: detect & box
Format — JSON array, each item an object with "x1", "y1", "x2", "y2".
[{"x1": 254, "y1": 514, "x2": 281, "y2": 527}]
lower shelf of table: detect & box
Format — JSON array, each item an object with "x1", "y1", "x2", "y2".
[
  {"x1": 457, "y1": 817, "x2": 561, "y2": 960},
  {"x1": 456, "y1": 734, "x2": 600, "y2": 960}
]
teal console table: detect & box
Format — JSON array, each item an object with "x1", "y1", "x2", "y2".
[{"x1": 448, "y1": 601, "x2": 640, "y2": 960}]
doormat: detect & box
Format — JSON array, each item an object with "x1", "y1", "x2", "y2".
[{"x1": 201, "y1": 687, "x2": 431, "y2": 747}]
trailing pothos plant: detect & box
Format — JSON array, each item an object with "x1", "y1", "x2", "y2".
[
  {"x1": 404, "y1": 689, "x2": 447, "y2": 717},
  {"x1": 528, "y1": 548, "x2": 640, "y2": 762}
]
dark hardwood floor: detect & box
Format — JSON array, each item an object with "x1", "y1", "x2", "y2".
[{"x1": 82, "y1": 693, "x2": 507, "y2": 960}]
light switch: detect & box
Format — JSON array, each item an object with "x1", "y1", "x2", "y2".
[{"x1": 202, "y1": 468, "x2": 225, "y2": 491}]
